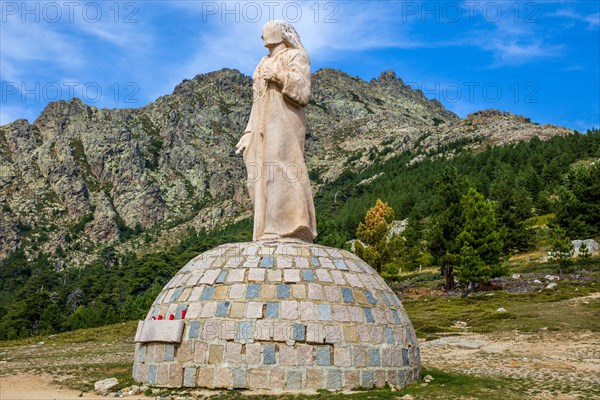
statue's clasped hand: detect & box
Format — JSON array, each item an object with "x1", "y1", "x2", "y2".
[
  {"x1": 235, "y1": 132, "x2": 251, "y2": 155},
  {"x1": 262, "y1": 64, "x2": 283, "y2": 85}
]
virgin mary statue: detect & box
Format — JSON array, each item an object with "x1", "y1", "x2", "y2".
[{"x1": 235, "y1": 20, "x2": 317, "y2": 243}]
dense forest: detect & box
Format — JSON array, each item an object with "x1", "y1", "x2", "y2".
[{"x1": 1, "y1": 129, "x2": 598, "y2": 339}]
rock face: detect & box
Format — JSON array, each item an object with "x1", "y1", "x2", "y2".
[
  {"x1": 0, "y1": 68, "x2": 573, "y2": 264},
  {"x1": 132, "y1": 241, "x2": 420, "y2": 391}
]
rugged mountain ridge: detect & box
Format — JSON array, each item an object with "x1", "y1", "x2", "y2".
[{"x1": 0, "y1": 68, "x2": 573, "y2": 263}]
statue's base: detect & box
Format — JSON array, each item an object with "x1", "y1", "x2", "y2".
[{"x1": 132, "y1": 241, "x2": 421, "y2": 391}]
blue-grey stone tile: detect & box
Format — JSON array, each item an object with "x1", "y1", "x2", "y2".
[
  {"x1": 364, "y1": 307, "x2": 375, "y2": 323},
  {"x1": 260, "y1": 256, "x2": 274, "y2": 268},
  {"x1": 147, "y1": 364, "x2": 157, "y2": 385},
  {"x1": 188, "y1": 321, "x2": 201, "y2": 338},
  {"x1": 165, "y1": 344, "x2": 175, "y2": 361},
  {"x1": 216, "y1": 270, "x2": 228, "y2": 283},
  {"x1": 317, "y1": 304, "x2": 332, "y2": 321},
  {"x1": 368, "y1": 348, "x2": 381, "y2": 366},
  {"x1": 286, "y1": 370, "x2": 303, "y2": 389},
  {"x1": 392, "y1": 309, "x2": 402, "y2": 324},
  {"x1": 170, "y1": 287, "x2": 183, "y2": 302},
  {"x1": 263, "y1": 344, "x2": 276, "y2": 364},
  {"x1": 232, "y1": 368, "x2": 247, "y2": 388},
  {"x1": 364, "y1": 290, "x2": 377, "y2": 304},
  {"x1": 341, "y1": 287, "x2": 354, "y2": 303},
  {"x1": 385, "y1": 327, "x2": 395, "y2": 344},
  {"x1": 265, "y1": 302, "x2": 279, "y2": 319},
  {"x1": 175, "y1": 304, "x2": 188, "y2": 319},
  {"x1": 360, "y1": 370, "x2": 374, "y2": 389},
  {"x1": 302, "y1": 269, "x2": 314, "y2": 281},
  {"x1": 382, "y1": 292, "x2": 393, "y2": 306},
  {"x1": 139, "y1": 345, "x2": 146, "y2": 362},
  {"x1": 200, "y1": 286, "x2": 215, "y2": 301},
  {"x1": 333, "y1": 259, "x2": 348, "y2": 270},
  {"x1": 237, "y1": 321, "x2": 254, "y2": 342},
  {"x1": 315, "y1": 346, "x2": 331, "y2": 366},
  {"x1": 293, "y1": 323, "x2": 305, "y2": 341},
  {"x1": 246, "y1": 284, "x2": 260, "y2": 298},
  {"x1": 183, "y1": 367, "x2": 196, "y2": 387},
  {"x1": 216, "y1": 301, "x2": 231, "y2": 317},
  {"x1": 151, "y1": 306, "x2": 160, "y2": 318},
  {"x1": 311, "y1": 257, "x2": 320, "y2": 267},
  {"x1": 277, "y1": 284, "x2": 290, "y2": 299},
  {"x1": 402, "y1": 348, "x2": 409, "y2": 366},
  {"x1": 326, "y1": 369, "x2": 342, "y2": 390},
  {"x1": 397, "y1": 369, "x2": 406, "y2": 387}
]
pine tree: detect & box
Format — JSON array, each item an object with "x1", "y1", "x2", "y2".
[
  {"x1": 455, "y1": 188, "x2": 504, "y2": 295},
  {"x1": 548, "y1": 226, "x2": 573, "y2": 275},
  {"x1": 355, "y1": 199, "x2": 395, "y2": 273}
]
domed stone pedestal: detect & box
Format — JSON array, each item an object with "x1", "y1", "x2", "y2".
[{"x1": 132, "y1": 241, "x2": 420, "y2": 391}]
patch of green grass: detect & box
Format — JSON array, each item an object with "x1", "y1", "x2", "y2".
[
  {"x1": 52, "y1": 362, "x2": 136, "y2": 392},
  {"x1": 404, "y1": 276, "x2": 600, "y2": 338},
  {"x1": 0, "y1": 321, "x2": 138, "y2": 348}
]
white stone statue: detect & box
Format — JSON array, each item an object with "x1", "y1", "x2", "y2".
[{"x1": 236, "y1": 20, "x2": 317, "y2": 243}]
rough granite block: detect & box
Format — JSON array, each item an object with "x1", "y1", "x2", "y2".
[
  {"x1": 260, "y1": 256, "x2": 274, "y2": 268},
  {"x1": 246, "y1": 284, "x2": 260, "y2": 299},
  {"x1": 248, "y1": 368, "x2": 268, "y2": 389},
  {"x1": 299, "y1": 301, "x2": 315, "y2": 321},
  {"x1": 277, "y1": 284, "x2": 290, "y2": 299},
  {"x1": 248, "y1": 268, "x2": 266, "y2": 281},
  {"x1": 263, "y1": 344, "x2": 276, "y2": 364},
  {"x1": 246, "y1": 301, "x2": 263, "y2": 318},
  {"x1": 182, "y1": 366, "x2": 196, "y2": 387},
  {"x1": 364, "y1": 307, "x2": 375, "y2": 323},
  {"x1": 368, "y1": 348, "x2": 381, "y2": 366},
  {"x1": 341, "y1": 287, "x2": 354, "y2": 303},
  {"x1": 245, "y1": 342, "x2": 262, "y2": 364},
  {"x1": 265, "y1": 302, "x2": 279, "y2": 319},
  {"x1": 324, "y1": 285, "x2": 341, "y2": 301},
  {"x1": 279, "y1": 345, "x2": 297, "y2": 366},
  {"x1": 326, "y1": 369, "x2": 342, "y2": 390},
  {"x1": 281, "y1": 300, "x2": 299, "y2": 319},
  {"x1": 317, "y1": 304, "x2": 332, "y2": 321},
  {"x1": 284, "y1": 269, "x2": 301, "y2": 282},
  {"x1": 214, "y1": 367, "x2": 232, "y2": 389},
  {"x1": 232, "y1": 368, "x2": 248, "y2": 388},
  {"x1": 402, "y1": 348, "x2": 409, "y2": 366},
  {"x1": 293, "y1": 323, "x2": 306, "y2": 341},
  {"x1": 169, "y1": 288, "x2": 183, "y2": 302},
  {"x1": 215, "y1": 301, "x2": 231, "y2": 317},
  {"x1": 308, "y1": 283, "x2": 323, "y2": 300},
  {"x1": 286, "y1": 370, "x2": 303, "y2": 389},
  {"x1": 237, "y1": 321, "x2": 254, "y2": 342},
  {"x1": 215, "y1": 270, "x2": 228, "y2": 283},
  {"x1": 200, "y1": 287, "x2": 215, "y2": 301},
  {"x1": 364, "y1": 290, "x2": 377, "y2": 304},
  {"x1": 305, "y1": 368, "x2": 324, "y2": 389},
  {"x1": 227, "y1": 268, "x2": 245, "y2": 283},
  {"x1": 334, "y1": 346, "x2": 352, "y2": 367},
  {"x1": 333, "y1": 259, "x2": 348, "y2": 270},
  {"x1": 361, "y1": 370, "x2": 374, "y2": 389},
  {"x1": 302, "y1": 269, "x2": 314, "y2": 281},
  {"x1": 316, "y1": 346, "x2": 331, "y2": 366},
  {"x1": 208, "y1": 344, "x2": 224, "y2": 364},
  {"x1": 147, "y1": 364, "x2": 157, "y2": 385}
]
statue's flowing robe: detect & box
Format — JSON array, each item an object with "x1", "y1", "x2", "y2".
[{"x1": 242, "y1": 47, "x2": 317, "y2": 242}]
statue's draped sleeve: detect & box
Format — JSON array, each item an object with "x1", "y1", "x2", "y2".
[{"x1": 281, "y1": 50, "x2": 311, "y2": 107}]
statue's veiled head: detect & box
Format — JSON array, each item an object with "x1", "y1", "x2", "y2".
[{"x1": 261, "y1": 20, "x2": 306, "y2": 51}]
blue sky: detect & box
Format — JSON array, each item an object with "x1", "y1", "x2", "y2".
[{"x1": 1, "y1": 0, "x2": 598, "y2": 131}]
